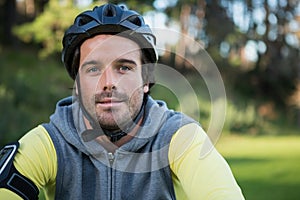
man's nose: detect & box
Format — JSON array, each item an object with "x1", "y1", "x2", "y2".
[{"x1": 99, "y1": 67, "x2": 117, "y2": 91}]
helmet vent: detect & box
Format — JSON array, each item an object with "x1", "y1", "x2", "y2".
[
  {"x1": 77, "y1": 15, "x2": 93, "y2": 26},
  {"x1": 103, "y1": 4, "x2": 117, "y2": 17},
  {"x1": 127, "y1": 16, "x2": 142, "y2": 26},
  {"x1": 118, "y1": 4, "x2": 128, "y2": 10}
]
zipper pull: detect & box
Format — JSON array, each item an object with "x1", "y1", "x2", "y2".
[{"x1": 108, "y1": 152, "x2": 115, "y2": 166}]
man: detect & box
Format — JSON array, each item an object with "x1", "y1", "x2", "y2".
[{"x1": 0, "y1": 3, "x2": 245, "y2": 200}]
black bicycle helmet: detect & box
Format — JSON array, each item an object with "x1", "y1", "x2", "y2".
[{"x1": 62, "y1": 3, "x2": 157, "y2": 80}]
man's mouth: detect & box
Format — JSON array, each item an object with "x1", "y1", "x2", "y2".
[
  {"x1": 99, "y1": 98, "x2": 123, "y2": 104},
  {"x1": 94, "y1": 92, "x2": 128, "y2": 108},
  {"x1": 96, "y1": 98, "x2": 125, "y2": 108}
]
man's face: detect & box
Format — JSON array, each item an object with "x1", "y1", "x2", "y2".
[{"x1": 77, "y1": 35, "x2": 149, "y2": 131}]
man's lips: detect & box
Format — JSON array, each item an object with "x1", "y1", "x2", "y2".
[
  {"x1": 96, "y1": 98, "x2": 125, "y2": 108},
  {"x1": 99, "y1": 98, "x2": 122, "y2": 103},
  {"x1": 94, "y1": 92, "x2": 128, "y2": 108}
]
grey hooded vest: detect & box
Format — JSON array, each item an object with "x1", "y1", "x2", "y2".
[{"x1": 43, "y1": 96, "x2": 195, "y2": 200}]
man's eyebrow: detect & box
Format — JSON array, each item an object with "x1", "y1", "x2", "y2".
[
  {"x1": 80, "y1": 60, "x2": 102, "y2": 69},
  {"x1": 114, "y1": 58, "x2": 138, "y2": 66},
  {"x1": 80, "y1": 59, "x2": 138, "y2": 70}
]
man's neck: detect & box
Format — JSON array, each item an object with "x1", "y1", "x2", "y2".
[{"x1": 83, "y1": 115, "x2": 144, "y2": 152}]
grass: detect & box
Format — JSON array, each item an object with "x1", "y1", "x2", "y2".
[{"x1": 216, "y1": 135, "x2": 300, "y2": 200}]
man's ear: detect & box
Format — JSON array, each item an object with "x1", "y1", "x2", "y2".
[
  {"x1": 75, "y1": 80, "x2": 79, "y2": 95},
  {"x1": 143, "y1": 84, "x2": 149, "y2": 93}
]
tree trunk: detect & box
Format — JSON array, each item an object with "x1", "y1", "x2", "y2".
[{"x1": 2, "y1": 0, "x2": 16, "y2": 45}]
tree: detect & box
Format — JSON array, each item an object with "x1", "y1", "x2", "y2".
[
  {"x1": 12, "y1": 0, "x2": 92, "y2": 58},
  {"x1": 12, "y1": 0, "x2": 157, "y2": 58},
  {"x1": 0, "y1": 0, "x2": 16, "y2": 45},
  {"x1": 226, "y1": 0, "x2": 300, "y2": 106},
  {"x1": 146, "y1": 0, "x2": 300, "y2": 127}
]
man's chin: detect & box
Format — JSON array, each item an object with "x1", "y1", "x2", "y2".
[
  {"x1": 97, "y1": 116, "x2": 124, "y2": 130},
  {"x1": 98, "y1": 117, "x2": 135, "y2": 131}
]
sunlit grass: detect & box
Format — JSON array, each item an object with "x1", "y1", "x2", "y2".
[{"x1": 216, "y1": 135, "x2": 300, "y2": 200}]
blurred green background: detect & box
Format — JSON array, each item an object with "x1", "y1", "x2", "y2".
[{"x1": 1, "y1": 0, "x2": 300, "y2": 199}]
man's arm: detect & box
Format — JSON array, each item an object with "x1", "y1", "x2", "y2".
[
  {"x1": 169, "y1": 123, "x2": 245, "y2": 200},
  {"x1": 0, "y1": 125, "x2": 57, "y2": 199}
]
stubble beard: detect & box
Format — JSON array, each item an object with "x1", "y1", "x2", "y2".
[{"x1": 84, "y1": 87, "x2": 144, "y2": 131}]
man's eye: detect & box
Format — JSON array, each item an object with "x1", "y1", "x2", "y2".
[
  {"x1": 87, "y1": 67, "x2": 100, "y2": 73},
  {"x1": 119, "y1": 65, "x2": 132, "y2": 72}
]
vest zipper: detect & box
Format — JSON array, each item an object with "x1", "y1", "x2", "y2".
[
  {"x1": 108, "y1": 152, "x2": 115, "y2": 200},
  {"x1": 108, "y1": 152, "x2": 115, "y2": 166}
]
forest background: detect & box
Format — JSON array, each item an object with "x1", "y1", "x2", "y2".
[
  {"x1": 1, "y1": 0, "x2": 300, "y2": 142},
  {"x1": 0, "y1": 0, "x2": 300, "y2": 199}
]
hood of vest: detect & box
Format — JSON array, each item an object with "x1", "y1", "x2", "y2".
[{"x1": 49, "y1": 95, "x2": 189, "y2": 157}]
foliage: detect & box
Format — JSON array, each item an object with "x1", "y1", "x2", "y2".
[
  {"x1": 225, "y1": 102, "x2": 259, "y2": 134},
  {"x1": 12, "y1": 0, "x2": 103, "y2": 58},
  {"x1": 157, "y1": 0, "x2": 300, "y2": 115},
  {"x1": 12, "y1": 0, "x2": 155, "y2": 59},
  {"x1": 209, "y1": 0, "x2": 300, "y2": 106},
  {"x1": 0, "y1": 48, "x2": 72, "y2": 146}
]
